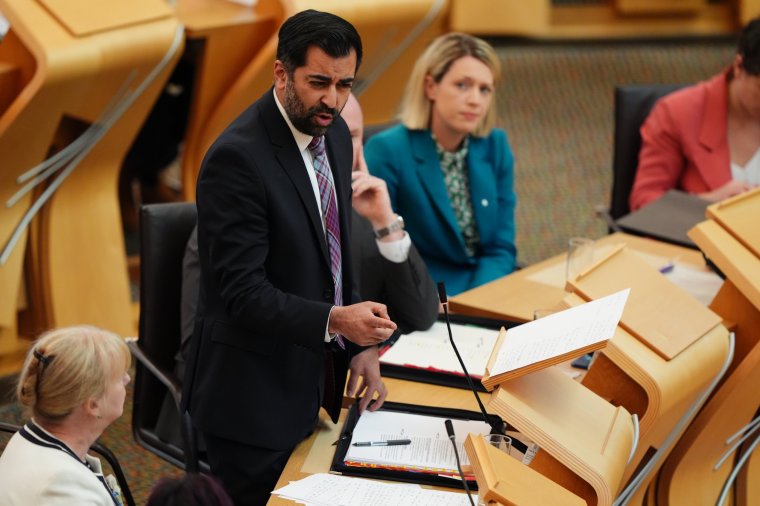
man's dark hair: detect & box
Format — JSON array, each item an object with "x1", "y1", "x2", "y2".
[
  {"x1": 738, "y1": 16, "x2": 760, "y2": 75},
  {"x1": 146, "y1": 474, "x2": 233, "y2": 506},
  {"x1": 276, "y1": 9, "x2": 362, "y2": 74}
]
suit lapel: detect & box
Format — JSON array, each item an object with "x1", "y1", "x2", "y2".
[
  {"x1": 409, "y1": 131, "x2": 464, "y2": 246},
  {"x1": 259, "y1": 92, "x2": 330, "y2": 266},
  {"x1": 697, "y1": 71, "x2": 731, "y2": 190},
  {"x1": 466, "y1": 138, "x2": 495, "y2": 244}
]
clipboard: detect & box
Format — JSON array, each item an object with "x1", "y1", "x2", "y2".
[
  {"x1": 379, "y1": 314, "x2": 520, "y2": 392},
  {"x1": 330, "y1": 400, "x2": 505, "y2": 490}
]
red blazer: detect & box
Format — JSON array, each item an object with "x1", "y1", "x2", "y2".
[{"x1": 630, "y1": 70, "x2": 732, "y2": 211}]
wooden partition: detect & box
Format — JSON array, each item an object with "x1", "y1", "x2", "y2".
[
  {"x1": 450, "y1": 0, "x2": 741, "y2": 39},
  {"x1": 487, "y1": 368, "x2": 635, "y2": 506},
  {"x1": 0, "y1": 0, "x2": 182, "y2": 373},
  {"x1": 657, "y1": 191, "x2": 760, "y2": 505},
  {"x1": 450, "y1": 233, "x2": 730, "y2": 504}
]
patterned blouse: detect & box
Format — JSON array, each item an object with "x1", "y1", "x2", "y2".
[{"x1": 434, "y1": 135, "x2": 479, "y2": 256}]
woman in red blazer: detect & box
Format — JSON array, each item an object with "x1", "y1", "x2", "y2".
[{"x1": 630, "y1": 17, "x2": 760, "y2": 211}]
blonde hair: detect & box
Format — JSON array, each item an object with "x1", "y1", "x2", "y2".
[
  {"x1": 17, "y1": 325, "x2": 130, "y2": 422},
  {"x1": 400, "y1": 32, "x2": 501, "y2": 137}
]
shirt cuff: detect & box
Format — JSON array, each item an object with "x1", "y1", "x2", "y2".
[
  {"x1": 325, "y1": 305, "x2": 336, "y2": 342},
  {"x1": 376, "y1": 232, "x2": 411, "y2": 263}
]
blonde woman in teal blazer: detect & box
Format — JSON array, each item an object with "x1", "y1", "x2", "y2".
[{"x1": 365, "y1": 33, "x2": 516, "y2": 295}]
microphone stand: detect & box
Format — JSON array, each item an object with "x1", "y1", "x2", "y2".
[{"x1": 438, "y1": 282, "x2": 505, "y2": 435}]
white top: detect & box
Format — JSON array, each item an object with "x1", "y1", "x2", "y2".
[
  {"x1": 0, "y1": 421, "x2": 118, "y2": 506},
  {"x1": 731, "y1": 147, "x2": 760, "y2": 187}
]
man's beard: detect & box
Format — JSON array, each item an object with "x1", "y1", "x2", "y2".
[{"x1": 284, "y1": 79, "x2": 339, "y2": 137}]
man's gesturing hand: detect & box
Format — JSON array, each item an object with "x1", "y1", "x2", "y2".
[{"x1": 329, "y1": 301, "x2": 396, "y2": 346}]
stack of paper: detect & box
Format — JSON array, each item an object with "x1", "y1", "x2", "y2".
[
  {"x1": 344, "y1": 410, "x2": 491, "y2": 475},
  {"x1": 379, "y1": 321, "x2": 498, "y2": 378},
  {"x1": 482, "y1": 289, "x2": 629, "y2": 390},
  {"x1": 272, "y1": 473, "x2": 471, "y2": 505}
]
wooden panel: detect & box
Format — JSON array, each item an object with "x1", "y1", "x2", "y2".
[
  {"x1": 689, "y1": 220, "x2": 760, "y2": 311},
  {"x1": 615, "y1": 0, "x2": 704, "y2": 15},
  {"x1": 39, "y1": 0, "x2": 171, "y2": 36},
  {"x1": 568, "y1": 245, "x2": 721, "y2": 360},
  {"x1": 657, "y1": 281, "x2": 760, "y2": 505},
  {"x1": 450, "y1": 233, "x2": 708, "y2": 323},
  {"x1": 451, "y1": 0, "x2": 549, "y2": 36},
  {"x1": 706, "y1": 187, "x2": 760, "y2": 260},
  {"x1": 489, "y1": 368, "x2": 634, "y2": 506},
  {"x1": 465, "y1": 433, "x2": 585, "y2": 506}
]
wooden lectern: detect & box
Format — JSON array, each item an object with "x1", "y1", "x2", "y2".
[
  {"x1": 450, "y1": 233, "x2": 730, "y2": 504},
  {"x1": 465, "y1": 432, "x2": 585, "y2": 506},
  {"x1": 0, "y1": 0, "x2": 182, "y2": 372},
  {"x1": 657, "y1": 188, "x2": 760, "y2": 506},
  {"x1": 565, "y1": 248, "x2": 731, "y2": 505},
  {"x1": 476, "y1": 367, "x2": 636, "y2": 506}
]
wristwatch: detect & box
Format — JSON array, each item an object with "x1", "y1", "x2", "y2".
[{"x1": 373, "y1": 215, "x2": 405, "y2": 239}]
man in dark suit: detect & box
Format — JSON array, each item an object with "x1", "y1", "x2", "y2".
[{"x1": 181, "y1": 10, "x2": 397, "y2": 505}]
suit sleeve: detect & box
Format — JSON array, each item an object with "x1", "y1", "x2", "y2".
[
  {"x1": 374, "y1": 239, "x2": 438, "y2": 333},
  {"x1": 472, "y1": 130, "x2": 517, "y2": 287},
  {"x1": 197, "y1": 142, "x2": 331, "y2": 349},
  {"x1": 629, "y1": 100, "x2": 685, "y2": 211},
  {"x1": 365, "y1": 134, "x2": 438, "y2": 332}
]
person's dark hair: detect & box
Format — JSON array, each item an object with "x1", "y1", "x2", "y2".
[
  {"x1": 276, "y1": 9, "x2": 362, "y2": 74},
  {"x1": 738, "y1": 16, "x2": 760, "y2": 75},
  {"x1": 146, "y1": 474, "x2": 233, "y2": 506}
]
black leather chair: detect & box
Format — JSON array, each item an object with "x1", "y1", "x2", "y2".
[
  {"x1": 129, "y1": 202, "x2": 203, "y2": 472},
  {"x1": 598, "y1": 84, "x2": 685, "y2": 229},
  {"x1": 0, "y1": 421, "x2": 136, "y2": 506}
]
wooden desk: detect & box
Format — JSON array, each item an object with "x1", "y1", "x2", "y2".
[
  {"x1": 268, "y1": 377, "x2": 491, "y2": 505},
  {"x1": 450, "y1": 232, "x2": 708, "y2": 323}
]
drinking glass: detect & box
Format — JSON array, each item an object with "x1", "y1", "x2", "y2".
[{"x1": 566, "y1": 237, "x2": 595, "y2": 286}]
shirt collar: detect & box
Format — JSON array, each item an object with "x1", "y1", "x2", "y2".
[{"x1": 273, "y1": 88, "x2": 315, "y2": 154}]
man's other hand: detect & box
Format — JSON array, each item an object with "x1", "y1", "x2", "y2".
[{"x1": 329, "y1": 301, "x2": 396, "y2": 346}]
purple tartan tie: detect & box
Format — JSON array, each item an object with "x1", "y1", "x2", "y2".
[{"x1": 308, "y1": 136, "x2": 345, "y2": 348}]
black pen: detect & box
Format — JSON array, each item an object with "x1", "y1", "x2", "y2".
[{"x1": 352, "y1": 439, "x2": 412, "y2": 447}]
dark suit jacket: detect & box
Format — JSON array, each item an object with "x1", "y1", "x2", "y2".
[
  {"x1": 182, "y1": 89, "x2": 359, "y2": 451},
  {"x1": 350, "y1": 211, "x2": 437, "y2": 334}
]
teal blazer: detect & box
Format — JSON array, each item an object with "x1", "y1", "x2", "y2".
[{"x1": 365, "y1": 125, "x2": 516, "y2": 295}]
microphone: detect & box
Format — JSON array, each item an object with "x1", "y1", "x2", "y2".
[
  {"x1": 438, "y1": 282, "x2": 528, "y2": 455},
  {"x1": 438, "y1": 282, "x2": 499, "y2": 431},
  {"x1": 445, "y1": 419, "x2": 476, "y2": 506}
]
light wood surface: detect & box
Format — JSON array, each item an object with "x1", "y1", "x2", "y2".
[
  {"x1": 465, "y1": 433, "x2": 585, "y2": 506},
  {"x1": 0, "y1": 0, "x2": 181, "y2": 367},
  {"x1": 489, "y1": 367, "x2": 634, "y2": 506},
  {"x1": 267, "y1": 376, "x2": 490, "y2": 505},
  {"x1": 176, "y1": 0, "x2": 287, "y2": 201},
  {"x1": 706, "y1": 186, "x2": 760, "y2": 260},
  {"x1": 569, "y1": 245, "x2": 721, "y2": 360},
  {"x1": 449, "y1": 0, "x2": 737, "y2": 38},
  {"x1": 450, "y1": 232, "x2": 707, "y2": 323},
  {"x1": 654, "y1": 218, "x2": 760, "y2": 505}
]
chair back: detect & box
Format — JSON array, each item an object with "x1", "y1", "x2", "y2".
[
  {"x1": 611, "y1": 84, "x2": 684, "y2": 220},
  {"x1": 133, "y1": 202, "x2": 196, "y2": 467}
]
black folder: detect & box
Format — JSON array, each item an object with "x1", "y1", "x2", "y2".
[
  {"x1": 330, "y1": 400, "x2": 505, "y2": 490},
  {"x1": 616, "y1": 190, "x2": 708, "y2": 248},
  {"x1": 379, "y1": 314, "x2": 520, "y2": 392}
]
